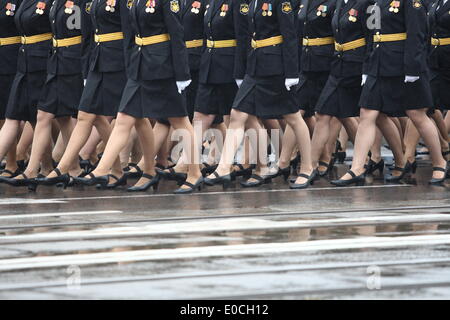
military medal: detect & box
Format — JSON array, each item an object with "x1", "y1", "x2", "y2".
[
  {"x1": 145, "y1": 0, "x2": 155, "y2": 13},
  {"x1": 268, "y1": 3, "x2": 273, "y2": 16},
  {"x1": 64, "y1": 1, "x2": 74, "y2": 14},
  {"x1": 348, "y1": 8, "x2": 358, "y2": 22},
  {"x1": 262, "y1": 2, "x2": 268, "y2": 16},
  {"x1": 220, "y1": 3, "x2": 228, "y2": 17},
  {"x1": 191, "y1": 1, "x2": 201, "y2": 14},
  {"x1": 105, "y1": 0, "x2": 116, "y2": 12},
  {"x1": 389, "y1": 1, "x2": 400, "y2": 13},
  {"x1": 35, "y1": 1, "x2": 46, "y2": 15},
  {"x1": 317, "y1": 5, "x2": 327, "y2": 17},
  {"x1": 5, "y1": 3, "x2": 16, "y2": 16}
]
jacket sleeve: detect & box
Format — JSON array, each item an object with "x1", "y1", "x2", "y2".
[
  {"x1": 80, "y1": 0, "x2": 93, "y2": 79},
  {"x1": 233, "y1": 0, "x2": 249, "y2": 80},
  {"x1": 162, "y1": 0, "x2": 191, "y2": 81},
  {"x1": 120, "y1": 0, "x2": 134, "y2": 75},
  {"x1": 360, "y1": 0, "x2": 373, "y2": 75},
  {"x1": 276, "y1": 0, "x2": 299, "y2": 78},
  {"x1": 404, "y1": 0, "x2": 427, "y2": 76}
]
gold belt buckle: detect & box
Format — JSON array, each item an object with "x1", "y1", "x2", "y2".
[
  {"x1": 302, "y1": 38, "x2": 309, "y2": 46},
  {"x1": 21, "y1": 36, "x2": 26, "y2": 45},
  {"x1": 374, "y1": 34, "x2": 381, "y2": 42},
  {"x1": 52, "y1": 38, "x2": 57, "y2": 47},
  {"x1": 432, "y1": 38, "x2": 440, "y2": 46},
  {"x1": 335, "y1": 43, "x2": 343, "y2": 51},
  {"x1": 94, "y1": 34, "x2": 100, "y2": 43},
  {"x1": 209, "y1": 40, "x2": 214, "y2": 48},
  {"x1": 251, "y1": 39, "x2": 257, "y2": 49}
]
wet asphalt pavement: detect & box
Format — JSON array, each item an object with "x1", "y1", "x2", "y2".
[{"x1": 0, "y1": 153, "x2": 450, "y2": 300}]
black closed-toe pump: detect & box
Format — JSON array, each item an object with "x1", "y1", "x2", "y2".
[
  {"x1": 331, "y1": 170, "x2": 365, "y2": 187},
  {"x1": 384, "y1": 163, "x2": 411, "y2": 183},
  {"x1": 366, "y1": 159, "x2": 385, "y2": 176},
  {"x1": 157, "y1": 167, "x2": 187, "y2": 183},
  {"x1": 98, "y1": 174, "x2": 128, "y2": 189},
  {"x1": 429, "y1": 166, "x2": 448, "y2": 186},
  {"x1": 201, "y1": 163, "x2": 219, "y2": 177},
  {"x1": 317, "y1": 160, "x2": 335, "y2": 177},
  {"x1": 204, "y1": 171, "x2": 234, "y2": 189},
  {"x1": 5, "y1": 173, "x2": 36, "y2": 187},
  {"x1": 240, "y1": 174, "x2": 272, "y2": 188},
  {"x1": 74, "y1": 173, "x2": 109, "y2": 187},
  {"x1": 127, "y1": 173, "x2": 161, "y2": 192},
  {"x1": 174, "y1": 177, "x2": 204, "y2": 194},
  {"x1": 290, "y1": 170, "x2": 317, "y2": 190},
  {"x1": 124, "y1": 163, "x2": 143, "y2": 179},
  {"x1": 37, "y1": 168, "x2": 71, "y2": 189},
  {"x1": 232, "y1": 164, "x2": 255, "y2": 180}
]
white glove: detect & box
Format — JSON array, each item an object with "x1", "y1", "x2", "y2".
[
  {"x1": 83, "y1": 79, "x2": 87, "y2": 86},
  {"x1": 176, "y1": 80, "x2": 192, "y2": 94},
  {"x1": 236, "y1": 79, "x2": 243, "y2": 88},
  {"x1": 361, "y1": 74, "x2": 368, "y2": 86},
  {"x1": 285, "y1": 78, "x2": 299, "y2": 91},
  {"x1": 404, "y1": 75, "x2": 420, "y2": 83}
]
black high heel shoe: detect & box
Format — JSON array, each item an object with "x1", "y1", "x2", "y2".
[
  {"x1": 232, "y1": 164, "x2": 256, "y2": 179},
  {"x1": 201, "y1": 163, "x2": 219, "y2": 177},
  {"x1": 127, "y1": 173, "x2": 160, "y2": 192},
  {"x1": 5, "y1": 173, "x2": 36, "y2": 187},
  {"x1": 0, "y1": 168, "x2": 22, "y2": 183},
  {"x1": 174, "y1": 177, "x2": 204, "y2": 194},
  {"x1": 290, "y1": 170, "x2": 317, "y2": 190},
  {"x1": 37, "y1": 168, "x2": 71, "y2": 189},
  {"x1": 384, "y1": 164, "x2": 411, "y2": 183},
  {"x1": 317, "y1": 160, "x2": 335, "y2": 177},
  {"x1": 429, "y1": 166, "x2": 448, "y2": 185},
  {"x1": 79, "y1": 157, "x2": 95, "y2": 174},
  {"x1": 240, "y1": 174, "x2": 272, "y2": 188},
  {"x1": 204, "y1": 171, "x2": 234, "y2": 189},
  {"x1": 157, "y1": 167, "x2": 187, "y2": 183},
  {"x1": 98, "y1": 174, "x2": 128, "y2": 189},
  {"x1": 124, "y1": 163, "x2": 143, "y2": 179},
  {"x1": 408, "y1": 160, "x2": 418, "y2": 174},
  {"x1": 272, "y1": 167, "x2": 291, "y2": 181},
  {"x1": 331, "y1": 170, "x2": 366, "y2": 187},
  {"x1": 366, "y1": 159, "x2": 385, "y2": 176},
  {"x1": 74, "y1": 173, "x2": 109, "y2": 187}
]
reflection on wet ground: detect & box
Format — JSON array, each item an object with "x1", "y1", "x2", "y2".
[{"x1": 0, "y1": 161, "x2": 449, "y2": 299}]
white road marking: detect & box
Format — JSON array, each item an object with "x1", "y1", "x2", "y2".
[
  {"x1": 1, "y1": 214, "x2": 449, "y2": 243},
  {"x1": 1, "y1": 234, "x2": 450, "y2": 271},
  {"x1": 0, "y1": 210, "x2": 122, "y2": 220},
  {"x1": 0, "y1": 184, "x2": 413, "y2": 204},
  {"x1": 0, "y1": 198, "x2": 67, "y2": 205}
]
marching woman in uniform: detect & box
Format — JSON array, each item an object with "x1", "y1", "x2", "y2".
[
  {"x1": 0, "y1": 0, "x2": 53, "y2": 186},
  {"x1": 161, "y1": 0, "x2": 249, "y2": 182},
  {"x1": 332, "y1": 0, "x2": 448, "y2": 186},
  {"x1": 77, "y1": 0, "x2": 203, "y2": 194},
  {"x1": 8, "y1": 0, "x2": 87, "y2": 188},
  {"x1": 39, "y1": 0, "x2": 132, "y2": 188},
  {"x1": 206, "y1": 0, "x2": 316, "y2": 189},
  {"x1": 0, "y1": 0, "x2": 22, "y2": 179}
]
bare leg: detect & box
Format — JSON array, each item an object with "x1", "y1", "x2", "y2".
[
  {"x1": 16, "y1": 122, "x2": 33, "y2": 163},
  {"x1": 310, "y1": 113, "x2": 332, "y2": 169},
  {"x1": 0, "y1": 119, "x2": 21, "y2": 161}
]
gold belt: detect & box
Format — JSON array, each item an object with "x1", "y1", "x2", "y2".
[
  {"x1": 302, "y1": 37, "x2": 334, "y2": 46},
  {"x1": 0, "y1": 36, "x2": 21, "y2": 46},
  {"x1": 135, "y1": 33, "x2": 170, "y2": 46},
  {"x1": 206, "y1": 39, "x2": 237, "y2": 48},
  {"x1": 94, "y1": 32, "x2": 124, "y2": 43},
  {"x1": 431, "y1": 37, "x2": 450, "y2": 46},
  {"x1": 251, "y1": 35, "x2": 283, "y2": 49},
  {"x1": 335, "y1": 38, "x2": 366, "y2": 52},
  {"x1": 21, "y1": 33, "x2": 52, "y2": 45},
  {"x1": 373, "y1": 32, "x2": 407, "y2": 43},
  {"x1": 53, "y1": 36, "x2": 82, "y2": 47},
  {"x1": 186, "y1": 39, "x2": 204, "y2": 48}
]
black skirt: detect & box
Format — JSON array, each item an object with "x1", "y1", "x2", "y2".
[
  {"x1": 79, "y1": 70, "x2": 127, "y2": 117},
  {"x1": 5, "y1": 71, "x2": 47, "y2": 122},
  {"x1": 195, "y1": 82, "x2": 238, "y2": 116},
  {"x1": 315, "y1": 75, "x2": 362, "y2": 118},
  {"x1": 0, "y1": 74, "x2": 15, "y2": 120},
  {"x1": 38, "y1": 73, "x2": 83, "y2": 117},
  {"x1": 430, "y1": 71, "x2": 450, "y2": 110},
  {"x1": 232, "y1": 75, "x2": 299, "y2": 118},
  {"x1": 119, "y1": 77, "x2": 187, "y2": 119},
  {"x1": 297, "y1": 71, "x2": 329, "y2": 118},
  {"x1": 359, "y1": 73, "x2": 434, "y2": 117}
]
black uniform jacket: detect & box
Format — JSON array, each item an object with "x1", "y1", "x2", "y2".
[
  {"x1": 331, "y1": 0, "x2": 372, "y2": 77},
  {"x1": 199, "y1": 0, "x2": 248, "y2": 84},
  {"x1": 246, "y1": 0, "x2": 298, "y2": 79},
  {"x1": 299, "y1": 0, "x2": 336, "y2": 73},
  {"x1": 182, "y1": 0, "x2": 206, "y2": 71},
  {"x1": 127, "y1": 0, "x2": 190, "y2": 82},
  {"x1": 86, "y1": 0, "x2": 132, "y2": 74},
  {"x1": 14, "y1": 0, "x2": 52, "y2": 73},
  {"x1": 428, "y1": 0, "x2": 450, "y2": 74},
  {"x1": 48, "y1": 0, "x2": 87, "y2": 76},
  {"x1": 0, "y1": 0, "x2": 22, "y2": 75},
  {"x1": 365, "y1": 0, "x2": 429, "y2": 77}
]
